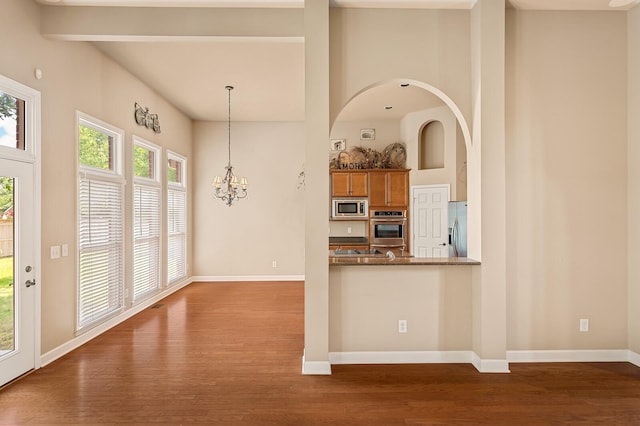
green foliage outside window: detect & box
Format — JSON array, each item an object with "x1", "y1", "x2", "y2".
[
  {"x1": 0, "y1": 93, "x2": 16, "y2": 120},
  {"x1": 167, "y1": 159, "x2": 180, "y2": 183},
  {"x1": 134, "y1": 145, "x2": 152, "y2": 178},
  {"x1": 79, "y1": 125, "x2": 111, "y2": 170},
  {"x1": 0, "y1": 177, "x2": 13, "y2": 213}
]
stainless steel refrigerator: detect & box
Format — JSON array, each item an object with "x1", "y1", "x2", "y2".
[{"x1": 448, "y1": 201, "x2": 467, "y2": 257}]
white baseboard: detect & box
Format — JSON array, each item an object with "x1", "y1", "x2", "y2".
[
  {"x1": 40, "y1": 277, "x2": 193, "y2": 367},
  {"x1": 629, "y1": 351, "x2": 640, "y2": 367},
  {"x1": 329, "y1": 351, "x2": 510, "y2": 373},
  {"x1": 471, "y1": 352, "x2": 511, "y2": 373},
  {"x1": 302, "y1": 351, "x2": 332, "y2": 375},
  {"x1": 329, "y1": 351, "x2": 472, "y2": 365},
  {"x1": 192, "y1": 275, "x2": 304, "y2": 282},
  {"x1": 507, "y1": 349, "x2": 630, "y2": 363}
]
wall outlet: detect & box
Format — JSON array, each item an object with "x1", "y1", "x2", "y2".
[
  {"x1": 50, "y1": 245, "x2": 60, "y2": 259},
  {"x1": 580, "y1": 318, "x2": 589, "y2": 332},
  {"x1": 398, "y1": 319, "x2": 408, "y2": 333},
  {"x1": 272, "y1": 260, "x2": 277, "y2": 268},
  {"x1": 347, "y1": 227, "x2": 352, "y2": 234}
]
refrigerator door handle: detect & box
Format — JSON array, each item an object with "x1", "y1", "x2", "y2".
[{"x1": 452, "y1": 217, "x2": 459, "y2": 257}]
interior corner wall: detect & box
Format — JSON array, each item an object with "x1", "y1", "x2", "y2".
[
  {"x1": 0, "y1": 0, "x2": 193, "y2": 354},
  {"x1": 628, "y1": 5, "x2": 640, "y2": 355},
  {"x1": 192, "y1": 121, "x2": 305, "y2": 277},
  {"x1": 506, "y1": 10, "x2": 628, "y2": 351}
]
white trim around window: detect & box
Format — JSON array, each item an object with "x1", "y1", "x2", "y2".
[
  {"x1": 166, "y1": 150, "x2": 187, "y2": 285},
  {"x1": 76, "y1": 112, "x2": 125, "y2": 334},
  {"x1": 132, "y1": 136, "x2": 162, "y2": 304}
]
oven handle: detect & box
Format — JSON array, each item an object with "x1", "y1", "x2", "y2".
[{"x1": 370, "y1": 219, "x2": 407, "y2": 224}]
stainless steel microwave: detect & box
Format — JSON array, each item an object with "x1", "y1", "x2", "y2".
[{"x1": 331, "y1": 198, "x2": 368, "y2": 220}]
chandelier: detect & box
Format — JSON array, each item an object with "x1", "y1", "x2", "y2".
[{"x1": 212, "y1": 85, "x2": 248, "y2": 206}]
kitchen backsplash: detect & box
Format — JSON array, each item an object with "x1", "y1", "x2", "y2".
[{"x1": 329, "y1": 220, "x2": 367, "y2": 237}]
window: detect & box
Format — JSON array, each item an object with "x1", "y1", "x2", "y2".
[
  {"x1": 0, "y1": 92, "x2": 25, "y2": 150},
  {"x1": 132, "y1": 137, "x2": 161, "y2": 302},
  {"x1": 77, "y1": 113, "x2": 124, "y2": 332},
  {"x1": 167, "y1": 151, "x2": 186, "y2": 284},
  {"x1": 0, "y1": 73, "x2": 39, "y2": 160}
]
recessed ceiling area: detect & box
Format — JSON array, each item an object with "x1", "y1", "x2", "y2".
[
  {"x1": 35, "y1": 0, "x2": 639, "y2": 9},
  {"x1": 336, "y1": 84, "x2": 446, "y2": 122},
  {"x1": 94, "y1": 40, "x2": 305, "y2": 122},
  {"x1": 36, "y1": 0, "x2": 479, "y2": 9},
  {"x1": 508, "y1": 0, "x2": 639, "y2": 10}
]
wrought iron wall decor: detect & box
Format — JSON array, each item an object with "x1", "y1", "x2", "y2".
[{"x1": 134, "y1": 102, "x2": 161, "y2": 133}]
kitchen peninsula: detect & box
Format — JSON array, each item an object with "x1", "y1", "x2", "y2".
[
  {"x1": 327, "y1": 146, "x2": 480, "y2": 366},
  {"x1": 329, "y1": 253, "x2": 479, "y2": 265}
]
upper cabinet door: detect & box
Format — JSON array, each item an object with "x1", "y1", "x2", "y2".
[
  {"x1": 349, "y1": 172, "x2": 368, "y2": 197},
  {"x1": 367, "y1": 170, "x2": 409, "y2": 207},
  {"x1": 331, "y1": 171, "x2": 368, "y2": 197},
  {"x1": 368, "y1": 171, "x2": 387, "y2": 206},
  {"x1": 387, "y1": 171, "x2": 408, "y2": 207},
  {"x1": 331, "y1": 172, "x2": 351, "y2": 197}
]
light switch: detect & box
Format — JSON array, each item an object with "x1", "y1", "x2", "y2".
[
  {"x1": 50, "y1": 245, "x2": 61, "y2": 259},
  {"x1": 61, "y1": 244, "x2": 69, "y2": 257}
]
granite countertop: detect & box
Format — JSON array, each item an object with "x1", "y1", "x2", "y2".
[{"x1": 328, "y1": 251, "x2": 480, "y2": 266}]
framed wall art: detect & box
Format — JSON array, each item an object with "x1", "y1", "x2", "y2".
[
  {"x1": 360, "y1": 128, "x2": 375, "y2": 141},
  {"x1": 331, "y1": 139, "x2": 346, "y2": 151}
]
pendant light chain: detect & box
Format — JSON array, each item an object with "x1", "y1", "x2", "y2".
[{"x1": 227, "y1": 85, "x2": 232, "y2": 167}]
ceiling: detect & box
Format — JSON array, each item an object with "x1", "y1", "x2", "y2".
[{"x1": 37, "y1": 0, "x2": 638, "y2": 123}]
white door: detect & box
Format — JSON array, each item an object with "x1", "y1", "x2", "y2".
[
  {"x1": 0, "y1": 158, "x2": 36, "y2": 386},
  {"x1": 411, "y1": 185, "x2": 449, "y2": 258}
]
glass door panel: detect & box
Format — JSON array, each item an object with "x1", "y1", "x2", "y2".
[
  {"x1": 0, "y1": 160, "x2": 35, "y2": 386},
  {"x1": 0, "y1": 177, "x2": 14, "y2": 354}
]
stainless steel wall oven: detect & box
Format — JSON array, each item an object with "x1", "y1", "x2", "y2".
[{"x1": 369, "y1": 209, "x2": 407, "y2": 250}]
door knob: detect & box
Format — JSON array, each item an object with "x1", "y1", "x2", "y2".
[
  {"x1": 439, "y1": 243, "x2": 447, "y2": 246},
  {"x1": 25, "y1": 279, "x2": 36, "y2": 287}
]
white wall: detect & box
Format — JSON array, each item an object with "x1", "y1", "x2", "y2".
[
  {"x1": 628, "y1": 5, "x2": 640, "y2": 355},
  {"x1": 506, "y1": 10, "x2": 628, "y2": 350},
  {"x1": 5, "y1": 0, "x2": 636, "y2": 363},
  {"x1": 0, "y1": 0, "x2": 193, "y2": 353},
  {"x1": 329, "y1": 266, "x2": 472, "y2": 352},
  {"x1": 329, "y1": 8, "x2": 472, "y2": 127},
  {"x1": 192, "y1": 121, "x2": 305, "y2": 277}
]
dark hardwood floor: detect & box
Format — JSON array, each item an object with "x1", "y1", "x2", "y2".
[{"x1": 1, "y1": 281, "x2": 640, "y2": 425}]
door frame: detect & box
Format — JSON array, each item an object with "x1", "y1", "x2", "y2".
[
  {"x1": 0, "y1": 73, "x2": 42, "y2": 377},
  {"x1": 410, "y1": 184, "x2": 450, "y2": 257}
]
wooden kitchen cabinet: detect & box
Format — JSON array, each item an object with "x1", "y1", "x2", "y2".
[
  {"x1": 368, "y1": 170, "x2": 409, "y2": 208},
  {"x1": 331, "y1": 171, "x2": 368, "y2": 197}
]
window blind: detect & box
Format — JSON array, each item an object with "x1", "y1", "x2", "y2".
[
  {"x1": 167, "y1": 188, "x2": 186, "y2": 283},
  {"x1": 133, "y1": 184, "x2": 160, "y2": 301},
  {"x1": 78, "y1": 177, "x2": 124, "y2": 331}
]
